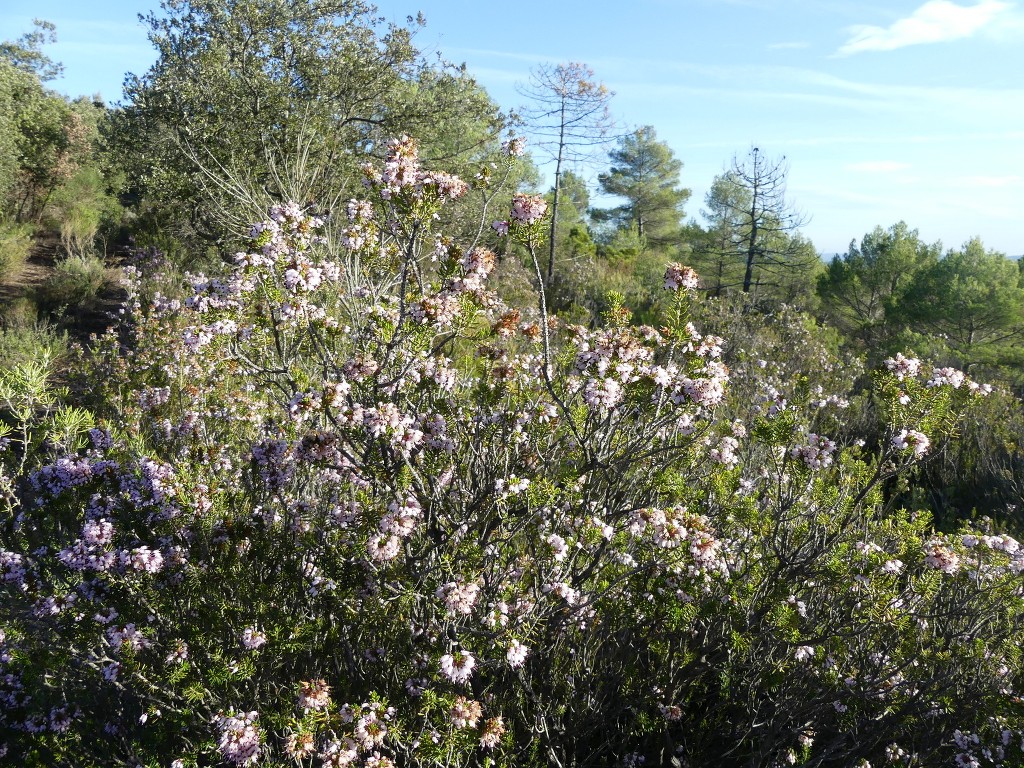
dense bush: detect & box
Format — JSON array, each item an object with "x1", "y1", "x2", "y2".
[
  {"x1": 0, "y1": 221, "x2": 33, "y2": 280},
  {"x1": 0, "y1": 310, "x2": 67, "y2": 370},
  {"x1": 2, "y1": 137, "x2": 1024, "y2": 768},
  {"x1": 36, "y1": 254, "x2": 107, "y2": 311}
]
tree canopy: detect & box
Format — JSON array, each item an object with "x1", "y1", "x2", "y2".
[
  {"x1": 817, "y1": 222, "x2": 941, "y2": 350},
  {"x1": 698, "y1": 148, "x2": 815, "y2": 297},
  {"x1": 114, "y1": 0, "x2": 507, "y2": 244},
  {"x1": 596, "y1": 125, "x2": 690, "y2": 248},
  {"x1": 901, "y1": 238, "x2": 1024, "y2": 366}
]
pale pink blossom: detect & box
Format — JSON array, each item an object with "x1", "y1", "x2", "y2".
[
  {"x1": 479, "y1": 716, "x2": 505, "y2": 749},
  {"x1": 663, "y1": 263, "x2": 699, "y2": 291},
  {"x1": 450, "y1": 696, "x2": 483, "y2": 728},
  {"x1": 241, "y1": 627, "x2": 267, "y2": 650},
  {"x1": 509, "y1": 194, "x2": 548, "y2": 225},
  {"x1": 440, "y1": 651, "x2": 476, "y2": 684},
  {"x1": 215, "y1": 710, "x2": 262, "y2": 766},
  {"x1": 507, "y1": 639, "x2": 530, "y2": 669},
  {"x1": 884, "y1": 353, "x2": 921, "y2": 381},
  {"x1": 794, "y1": 646, "x2": 816, "y2": 662},
  {"x1": 892, "y1": 429, "x2": 930, "y2": 458}
]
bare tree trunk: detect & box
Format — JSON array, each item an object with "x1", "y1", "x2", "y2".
[
  {"x1": 743, "y1": 217, "x2": 758, "y2": 293},
  {"x1": 547, "y1": 99, "x2": 567, "y2": 281}
]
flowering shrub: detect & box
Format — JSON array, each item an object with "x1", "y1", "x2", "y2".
[{"x1": 2, "y1": 137, "x2": 1024, "y2": 767}]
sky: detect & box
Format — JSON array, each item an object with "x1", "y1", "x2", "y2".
[{"x1": 3, "y1": 0, "x2": 1022, "y2": 256}]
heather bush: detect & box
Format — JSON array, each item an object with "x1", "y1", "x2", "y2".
[{"x1": 2, "y1": 137, "x2": 1023, "y2": 768}]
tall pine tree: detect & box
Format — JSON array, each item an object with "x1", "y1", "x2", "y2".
[{"x1": 596, "y1": 125, "x2": 690, "y2": 248}]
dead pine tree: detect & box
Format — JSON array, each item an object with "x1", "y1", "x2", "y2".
[{"x1": 517, "y1": 62, "x2": 614, "y2": 282}]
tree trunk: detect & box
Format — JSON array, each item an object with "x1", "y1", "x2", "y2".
[{"x1": 546, "y1": 99, "x2": 567, "y2": 282}]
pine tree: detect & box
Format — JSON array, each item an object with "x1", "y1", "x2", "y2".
[{"x1": 596, "y1": 125, "x2": 690, "y2": 248}]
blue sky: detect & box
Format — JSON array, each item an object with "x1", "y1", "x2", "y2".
[{"x1": 3, "y1": 0, "x2": 1022, "y2": 255}]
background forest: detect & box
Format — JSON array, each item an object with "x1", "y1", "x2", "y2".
[{"x1": 2, "y1": 2, "x2": 1024, "y2": 767}]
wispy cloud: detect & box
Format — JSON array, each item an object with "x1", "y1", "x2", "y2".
[
  {"x1": 846, "y1": 160, "x2": 912, "y2": 172},
  {"x1": 613, "y1": 64, "x2": 1024, "y2": 120},
  {"x1": 768, "y1": 41, "x2": 811, "y2": 50},
  {"x1": 959, "y1": 174, "x2": 1023, "y2": 187},
  {"x1": 835, "y1": 0, "x2": 1012, "y2": 55}
]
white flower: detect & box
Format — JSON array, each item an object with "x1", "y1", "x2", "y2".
[
  {"x1": 506, "y1": 639, "x2": 529, "y2": 669},
  {"x1": 892, "y1": 429, "x2": 929, "y2": 458},
  {"x1": 241, "y1": 626, "x2": 267, "y2": 650},
  {"x1": 794, "y1": 645, "x2": 815, "y2": 662},
  {"x1": 440, "y1": 651, "x2": 476, "y2": 684}
]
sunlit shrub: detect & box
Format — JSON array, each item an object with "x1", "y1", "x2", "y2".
[
  {"x1": 1, "y1": 137, "x2": 1022, "y2": 768},
  {"x1": 36, "y1": 253, "x2": 107, "y2": 310},
  {"x1": 0, "y1": 220, "x2": 33, "y2": 280},
  {"x1": 0, "y1": 306, "x2": 67, "y2": 370}
]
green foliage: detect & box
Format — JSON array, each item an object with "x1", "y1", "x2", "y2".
[
  {"x1": 900, "y1": 238, "x2": 1024, "y2": 368},
  {"x1": 3, "y1": 150, "x2": 1024, "y2": 768},
  {"x1": 37, "y1": 254, "x2": 107, "y2": 310},
  {"x1": 0, "y1": 352, "x2": 89, "y2": 475},
  {"x1": 696, "y1": 148, "x2": 818, "y2": 300},
  {"x1": 114, "y1": 0, "x2": 507, "y2": 249},
  {"x1": 0, "y1": 25, "x2": 102, "y2": 226},
  {"x1": 817, "y1": 221, "x2": 941, "y2": 355},
  {"x1": 0, "y1": 219, "x2": 33, "y2": 279},
  {"x1": 9, "y1": 83, "x2": 90, "y2": 223},
  {"x1": 543, "y1": 170, "x2": 599, "y2": 317},
  {"x1": 48, "y1": 164, "x2": 124, "y2": 258},
  {"x1": 0, "y1": 306, "x2": 68, "y2": 370},
  {"x1": 596, "y1": 125, "x2": 690, "y2": 247},
  {"x1": 915, "y1": 385, "x2": 1024, "y2": 532},
  {"x1": 0, "y1": 18, "x2": 63, "y2": 82},
  {"x1": 818, "y1": 225, "x2": 1024, "y2": 383},
  {"x1": 5, "y1": 3, "x2": 1024, "y2": 760}
]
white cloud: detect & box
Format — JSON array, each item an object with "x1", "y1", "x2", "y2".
[
  {"x1": 836, "y1": 0, "x2": 1012, "y2": 55},
  {"x1": 959, "y1": 174, "x2": 1023, "y2": 187},
  {"x1": 846, "y1": 160, "x2": 912, "y2": 172}
]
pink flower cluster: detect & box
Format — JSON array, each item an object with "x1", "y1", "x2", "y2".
[
  {"x1": 408, "y1": 247, "x2": 497, "y2": 327},
  {"x1": 663, "y1": 263, "x2": 700, "y2": 291},
  {"x1": 892, "y1": 429, "x2": 930, "y2": 458},
  {"x1": 509, "y1": 193, "x2": 548, "y2": 225},
  {"x1": 440, "y1": 651, "x2": 476, "y2": 684},
  {"x1": 884, "y1": 354, "x2": 992, "y2": 398},
  {"x1": 628, "y1": 507, "x2": 730, "y2": 578},
  {"x1": 927, "y1": 366, "x2": 966, "y2": 389},
  {"x1": 215, "y1": 710, "x2": 263, "y2": 766},
  {"x1": 790, "y1": 433, "x2": 837, "y2": 470},
  {"x1": 923, "y1": 537, "x2": 961, "y2": 574},
  {"x1": 436, "y1": 579, "x2": 482, "y2": 616},
  {"x1": 367, "y1": 494, "x2": 422, "y2": 561},
  {"x1": 364, "y1": 135, "x2": 468, "y2": 202},
  {"x1": 241, "y1": 626, "x2": 267, "y2": 650},
  {"x1": 884, "y1": 353, "x2": 921, "y2": 381},
  {"x1": 297, "y1": 679, "x2": 332, "y2": 712},
  {"x1": 450, "y1": 696, "x2": 483, "y2": 728},
  {"x1": 506, "y1": 639, "x2": 530, "y2": 669},
  {"x1": 501, "y1": 136, "x2": 526, "y2": 157},
  {"x1": 493, "y1": 193, "x2": 547, "y2": 234}
]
